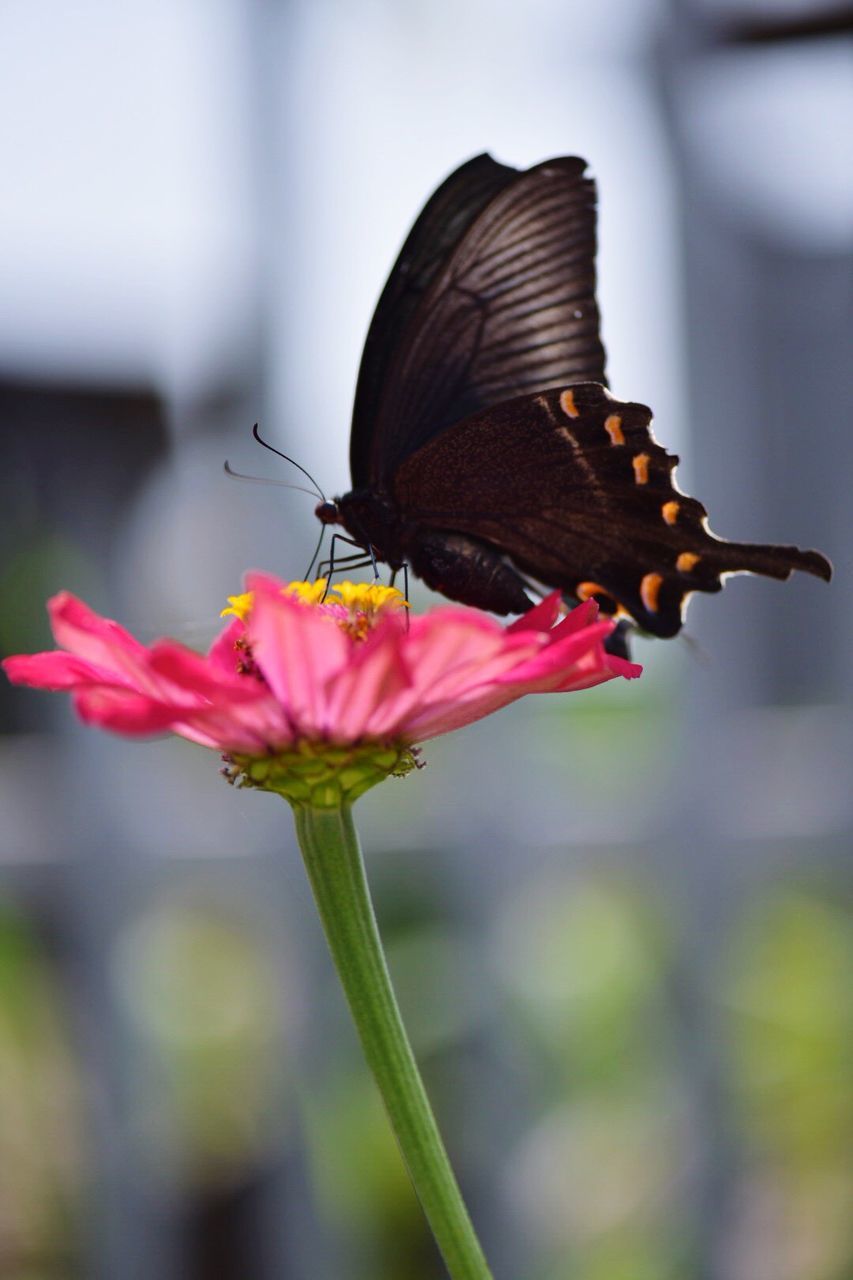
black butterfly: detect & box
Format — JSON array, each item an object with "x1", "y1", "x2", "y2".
[{"x1": 316, "y1": 153, "x2": 831, "y2": 638}]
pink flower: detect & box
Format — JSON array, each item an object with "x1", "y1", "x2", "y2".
[{"x1": 3, "y1": 573, "x2": 641, "y2": 759}]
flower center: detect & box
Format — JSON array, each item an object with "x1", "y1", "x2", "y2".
[
  {"x1": 221, "y1": 579, "x2": 408, "y2": 642},
  {"x1": 321, "y1": 580, "x2": 408, "y2": 640}
]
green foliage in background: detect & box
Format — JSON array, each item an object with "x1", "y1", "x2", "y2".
[
  {"x1": 0, "y1": 904, "x2": 83, "y2": 1277},
  {"x1": 0, "y1": 873, "x2": 849, "y2": 1280}
]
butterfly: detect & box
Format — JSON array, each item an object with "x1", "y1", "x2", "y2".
[{"x1": 316, "y1": 153, "x2": 831, "y2": 638}]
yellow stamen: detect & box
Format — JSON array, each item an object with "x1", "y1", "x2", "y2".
[
  {"x1": 331, "y1": 581, "x2": 408, "y2": 614},
  {"x1": 285, "y1": 578, "x2": 329, "y2": 605},
  {"x1": 220, "y1": 592, "x2": 255, "y2": 621},
  {"x1": 221, "y1": 579, "x2": 409, "y2": 638}
]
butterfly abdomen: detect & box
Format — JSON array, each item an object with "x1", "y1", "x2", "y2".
[{"x1": 408, "y1": 531, "x2": 533, "y2": 614}]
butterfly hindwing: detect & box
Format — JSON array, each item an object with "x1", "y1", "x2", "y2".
[
  {"x1": 391, "y1": 383, "x2": 831, "y2": 637},
  {"x1": 352, "y1": 156, "x2": 607, "y2": 487}
]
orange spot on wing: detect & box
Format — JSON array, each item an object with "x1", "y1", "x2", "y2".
[
  {"x1": 676, "y1": 552, "x2": 700, "y2": 573},
  {"x1": 662, "y1": 500, "x2": 680, "y2": 525},
  {"x1": 604, "y1": 414, "x2": 625, "y2": 445},
  {"x1": 560, "y1": 389, "x2": 579, "y2": 418},
  {"x1": 632, "y1": 453, "x2": 650, "y2": 484},
  {"x1": 640, "y1": 572, "x2": 663, "y2": 613},
  {"x1": 577, "y1": 581, "x2": 609, "y2": 602}
]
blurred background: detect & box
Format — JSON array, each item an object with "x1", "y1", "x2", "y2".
[{"x1": 0, "y1": 1, "x2": 851, "y2": 1277}]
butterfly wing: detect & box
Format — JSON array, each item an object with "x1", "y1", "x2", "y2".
[
  {"x1": 351, "y1": 155, "x2": 606, "y2": 487},
  {"x1": 391, "y1": 384, "x2": 832, "y2": 637},
  {"x1": 350, "y1": 153, "x2": 521, "y2": 486}
]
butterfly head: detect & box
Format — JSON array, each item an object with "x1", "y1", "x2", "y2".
[{"x1": 315, "y1": 499, "x2": 343, "y2": 526}]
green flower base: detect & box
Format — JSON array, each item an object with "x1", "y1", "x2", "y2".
[{"x1": 226, "y1": 740, "x2": 418, "y2": 808}]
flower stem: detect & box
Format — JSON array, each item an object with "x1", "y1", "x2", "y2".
[{"x1": 293, "y1": 803, "x2": 494, "y2": 1280}]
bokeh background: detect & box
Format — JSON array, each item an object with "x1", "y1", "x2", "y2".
[{"x1": 1, "y1": 2, "x2": 851, "y2": 1278}]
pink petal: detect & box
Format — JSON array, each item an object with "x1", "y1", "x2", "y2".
[
  {"x1": 603, "y1": 652, "x2": 643, "y2": 681},
  {"x1": 148, "y1": 639, "x2": 297, "y2": 750},
  {"x1": 497, "y1": 620, "x2": 615, "y2": 688},
  {"x1": 73, "y1": 687, "x2": 184, "y2": 736},
  {"x1": 46, "y1": 592, "x2": 190, "y2": 702},
  {"x1": 376, "y1": 608, "x2": 549, "y2": 738},
  {"x1": 404, "y1": 688, "x2": 520, "y2": 741},
  {"x1": 402, "y1": 613, "x2": 639, "y2": 740},
  {"x1": 546, "y1": 625, "x2": 642, "y2": 690},
  {"x1": 148, "y1": 641, "x2": 260, "y2": 701},
  {"x1": 2, "y1": 651, "x2": 106, "y2": 691},
  {"x1": 174, "y1": 697, "x2": 295, "y2": 753},
  {"x1": 7, "y1": 574, "x2": 643, "y2": 757},
  {"x1": 506, "y1": 592, "x2": 562, "y2": 634},
  {"x1": 48, "y1": 592, "x2": 148, "y2": 677},
  {"x1": 549, "y1": 650, "x2": 637, "y2": 693},
  {"x1": 380, "y1": 614, "x2": 541, "y2": 740},
  {"x1": 405, "y1": 611, "x2": 542, "y2": 701},
  {"x1": 323, "y1": 623, "x2": 414, "y2": 741},
  {"x1": 549, "y1": 598, "x2": 600, "y2": 637},
  {"x1": 246, "y1": 574, "x2": 348, "y2": 732},
  {"x1": 208, "y1": 618, "x2": 247, "y2": 673}
]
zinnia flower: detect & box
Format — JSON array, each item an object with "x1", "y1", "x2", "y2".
[
  {"x1": 3, "y1": 571, "x2": 640, "y2": 803},
  {"x1": 2, "y1": 568, "x2": 642, "y2": 1278}
]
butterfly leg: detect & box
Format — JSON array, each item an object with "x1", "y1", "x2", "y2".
[
  {"x1": 408, "y1": 531, "x2": 532, "y2": 614},
  {"x1": 389, "y1": 564, "x2": 412, "y2": 629},
  {"x1": 303, "y1": 521, "x2": 327, "y2": 581},
  {"x1": 318, "y1": 548, "x2": 368, "y2": 576},
  {"x1": 319, "y1": 554, "x2": 376, "y2": 577},
  {"x1": 329, "y1": 536, "x2": 380, "y2": 581},
  {"x1": 319, "y1": 535, "x2": 379, "y2": 599},
  {"x1": 389, "y1": 563, "x2": 410, "y2": 599},
  {"x1": 402, "y1": 563, "x2": 410, "y2": 629}
]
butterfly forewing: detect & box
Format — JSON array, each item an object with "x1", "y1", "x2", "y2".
[
  {"x1": 352, "y1": 156, "x2": 607, "y2": 487},
  {"x1": 391, "y1": 384, "x2": 831, "y2": 637},
  {"x1": 350, "y1": 154, "x2": 522, "y2": 487}
]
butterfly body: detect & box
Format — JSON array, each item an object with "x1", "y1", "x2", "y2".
[
  {"x1": 323, "y1": 485, "x2": 535, "y2": 614},
  {"x1": 319, "y1": 154, "x2": 831, "y2": 637}
]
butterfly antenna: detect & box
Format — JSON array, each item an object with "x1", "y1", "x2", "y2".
[
  {"x1": 223, "y1": 460, "x2": 320, "y2": 499},
  {"x1": 251, "y1": 423, "x2": 326, "y2": 502}
]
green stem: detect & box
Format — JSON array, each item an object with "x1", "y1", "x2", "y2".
[{"x1": 293, "y1": 802, "x2": 494, "y2": 1280}]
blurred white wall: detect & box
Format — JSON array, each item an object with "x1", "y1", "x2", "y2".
[
  {"x1": 0, "y1": 0, "x2": 257, "y2": 404},
  {"x1": 276, "y1": 0, "x2": 683, "y2": 497}
]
